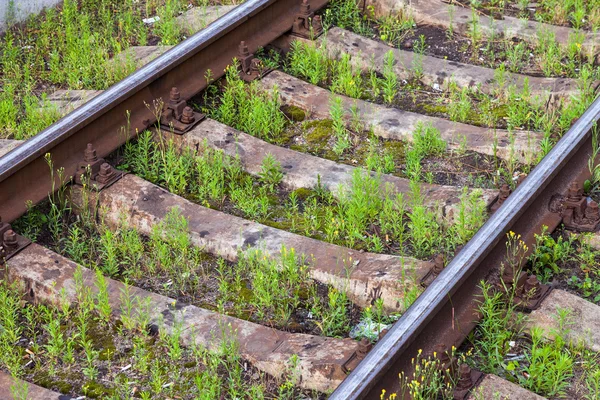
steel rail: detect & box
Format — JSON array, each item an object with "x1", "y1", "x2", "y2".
[
  {"x1": 0, "y1": 0, "x2": 327, "y2": 222},
  {"x1": 331, "y1": 95, "x2": 600, "y2": 399}
]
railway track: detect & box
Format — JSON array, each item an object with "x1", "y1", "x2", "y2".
[{"x1": 1, "y1": 0, "x2": 600, "y2": 398}]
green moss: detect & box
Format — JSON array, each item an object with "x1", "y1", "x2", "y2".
[
  {"x1": 304, "y1": 119, "x2": 333, "y2": 149},
  {"x1": 54, "y1": 379, "x2": 74, "y2": 394},
  {"x1": 88, "y1": 322, "x2": 116, "y2": 361},
  {"x1": 238, "y1": 285, "x2": 253, "y2": 302},
  {"x1": 82, "y1": 380, "x2": 112, "y2": 398},
  {"x1": 491, "y1": 104, "x2": 508, "y2": 119},
  {"x1": 382, "y1": 140, "x2": 406, "y2": 163},
  {"x1": 35, "y1": 376, "x2": 73, "y2": 395},
  {"x1": 282, "y1": 105, "x2": 306, "y2": 122},
  {"x1": 422, "y1": 104, "x2": 448, "y2": 114},
  {"x1": 291, "y1": 187, "x2": 315, "y2": 201},
  {"x1": 290, "y1": 144, "x2": 309, "y2": 153},
  {"x1": 261, "y1": 219, "x2": 293, "y2": 231}
]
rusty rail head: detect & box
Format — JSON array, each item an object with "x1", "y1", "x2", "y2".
[
  {"x1": 0, "y1": 0, "x2": 328, "y2": 223},
  {"x1": 330, "y1": 94, "x2": 600, "y2": 398}
]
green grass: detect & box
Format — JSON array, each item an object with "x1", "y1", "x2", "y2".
[
  {"x1": 120, "y1": 130, "x2": 488, "y2": 260},
  {"x1": 0, "y1": 0, "x2": 191, "y2": 139},
  {"x1": 15, "y1": 172, "x2": 356, "y2": 339},
  {"x1": 0, "y1": 277, "x2": 309, "y2": 399},
  {"x1": 212, "y1": 62, "x2": 288, "y2": 140},
  {"x1": 457, "y1": 231, "x2": 600, "y2": 399},
  {"x1": 477, "y1": 0, "x2": 600, "y2": 30}
]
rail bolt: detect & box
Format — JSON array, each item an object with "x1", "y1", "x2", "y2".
[
  {"x1": 170, "y1": 87, "x2": 181, "y2": 102},
  {"x1": 524, "y1": 275, "x2": 541, "y2": 300},
  {"x1": 84, "y1": 143, "x2": 97, "y2": 163},
  {"x1": 181, "y1": 106, "x2": 195, "y2": 124},
  {"x1": 498, "y1": 184, "x2": 510, "y2": 201},
  {"x1": 434, "y1": 343, "x2": 449, "y2": 363},
  {"x1": 357, "y1": 338, "x2": 372, "y2": 358},
  {"x1": 239, "y1": 41, "x2": 250, "y2": 58},
  {"x1": 586, "y1": 200, "x2": 600, "y2": 220},
  {"x1": 299, "y1": 0, "x2": 311, "y2": 16},
  {"x1": 99, "y1": 163, "x2": 111, "y2": 177},
  {"x1": 3, "y1": 230, "x2": 18, "y2": 250},
  {"x1": 432, "y1": 254, "x2": 444, "y2": 275},
  {"x1": 567, "y1": 181, "x2": 583, "y2": 202},
  {"x1": 456, "y1": 363, "x2": 473, "y2": 390}
]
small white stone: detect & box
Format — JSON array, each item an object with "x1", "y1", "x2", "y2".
[{"x1": 143, "y1": 16, "x2": 160, "y2": 24}]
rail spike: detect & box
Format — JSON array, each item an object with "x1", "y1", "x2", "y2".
[
  {"x1": 159, "y1": 87, "x2": 205, "y2": 134},
  {"x1": 560, "y1": 181, "x2": 600, "y2": 232},
  {"x1": 0, "y1": 220, "x2": 31, "y2": 270},
  {"x1": 237, "y1": 41, "x2": 273, "y2": 82},
  {"x1": 291, "y1": 0, "x2": 323, "y2": 39},
  {"x1": 75, "y1": 143, "x2": 124, "y2": 190}
]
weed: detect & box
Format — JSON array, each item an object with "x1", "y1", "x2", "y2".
[
  {"x1": 258, "y1": 153, "x2": 284, "y2": 191},
  {"x1": 0, "y1": 0, "x2": 163, "y2": 138},
  {"x1": 313, "y1": 287, "x2": 350, "y2": 337},
  {"x1": 286, "y1": 41, "x2": 329, "y2": 85},
  {"x1": 529, "y1": 226, "x2": 576, "y2": 283},
  {"x1": 323, "y1": 0, "x2": 373, "y2": 36},
  {"x1": 447, "y1": 5, "x2": 455, "y2": 38},
  {"x1": 381, "y1": 50, "x2": 398, "y2": 105},
  {"x1": 412, "y1": 35, "x2": 426, "y2": 79},
  {"x1": 452, "y1": 187, "x2": 487, "y2": 244},
  {"x1": 154, "y1": 0, "x2": 184, "y2": 45},
  {"x1": 469, "y1": 7, "x2": 482, "y2": 45},
  {"x1": 447, "y1": 83, "x2": 473, "y2": 123},
  {"x1": 519, "y1": 326, "x2": 574, "y2": 397},
  {"x1": 365, "y1": 139, "x2": 395, "y2": 174},
  {"x1": 330, "y1": 96, "x2": 350, "y2": 155},
  {"x1": 404, "y1": 123, "x2": 446, "y2": 181},
  {"x1": 505, "y1": 41, "x2": 528, "y2": 73},
  {"x1": 396, "y1": 348, "x2": 461, "y2": 399},
  {"x1": 331, "y1": 53, "x2": 363, "y2": 99},
  {"x1": 213, "y1": 62, "x2": 287, "y2": 140}
]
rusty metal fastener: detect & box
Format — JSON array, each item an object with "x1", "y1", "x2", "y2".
[
  {"x1": 434, "y1": 343, "x2": 450, "y2": 364},
  {"x1": 299, "y1": 0, "x2": 311, "y2": 16},
  {"x1": 567, "y1": 181, "x2": 583, "y2": 202},
  {"x1": 159, "y1": 86, "x2": 204, "y2": 134},
  {"x1": 170, "y1": 87, "x2": 181, "y2": 102},
  {"x1": 378, "y1": 328, "x2": 388, "y2": 340},
  {"x1": 181, "y1": 106, "x2": 195, "y2": 124},
  {"x1": 84, "y1": 143, "x2": 98, "y2": 163},
  {"x1": 96, "y1": 163, "x2": 116, "y2": 184},
  {"x1": 456, "y1": 364, "x2": 472, "y2": 390},
  {"x1": 491, "y1": 184, "x2": 511, "y2": 213},
  {"x1": 561, "y1": 180, "x2": 600, "y2": 232},
  {"x1": 236, "y1": 40, "x2": 267, "y2": 82},
  {"x1": 586, "y1": 200, "x2": 599, "y2": 220},
  {"x1": 356, "y1": 338, "x2": 372, "y2": 358},
  {"x1": 432, "y1": 254, "x2": 444, "y2": 275},
  {"x1": 3, "y1": 230, "x2": 18, "y2": 251},
  {"x1": 292, "y1": 0, "x2": 323, "y2": 38},
  {"x1": 238, "y1": 41, "x2": 252, "y2": 73},
  {"x1": 420, "y1": 254, "x2": 445, "y2": 287},
  {"x1": 523, "y1": 275, "x2": 541, "y2": 300},
  {"x1": 453, "y1": 363, "x2": 484, "y2": 399}
]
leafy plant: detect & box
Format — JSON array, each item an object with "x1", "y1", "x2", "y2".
[
  {"x1": 529, "y1": 227, "x2": 577, "y2": 283},
  {"x1": 330, "y1": 96, "x2": 350, "y2": 155},
  {"x1": 381, "y1": 50, "x2": 398, "y2": 105},
  {"x1": 258, "y1": 153, "x2": 284, "y2": 190}
]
